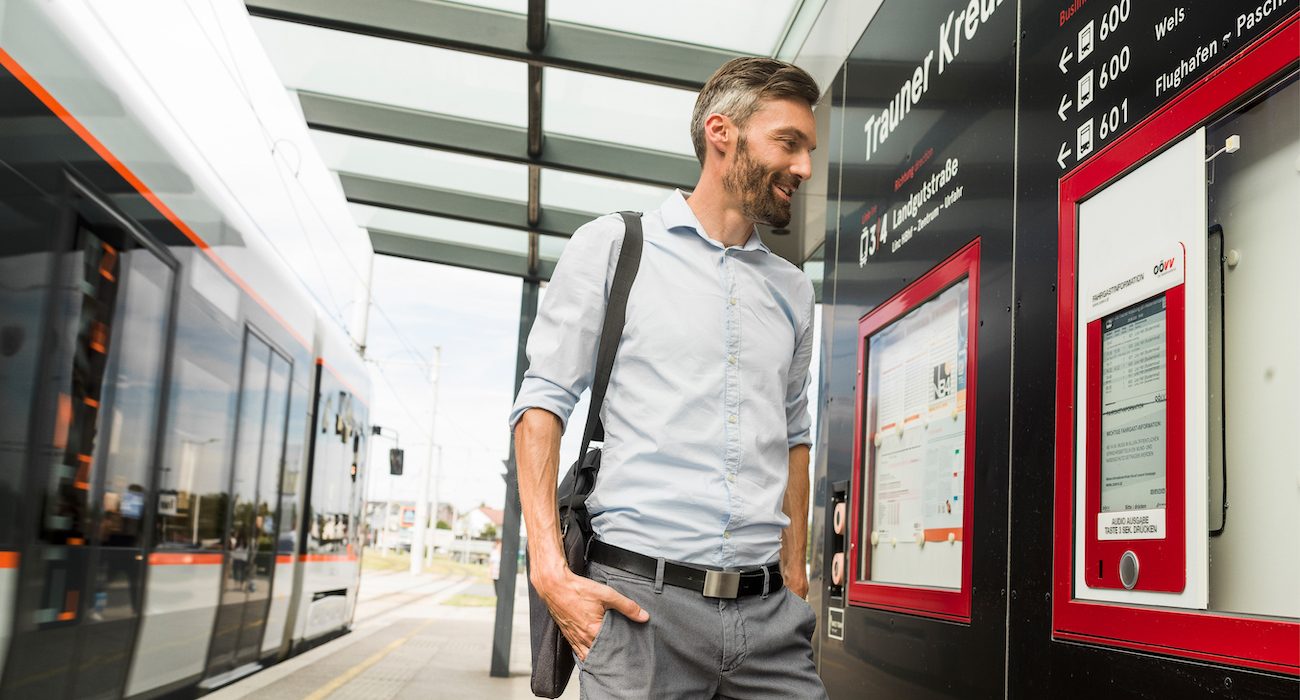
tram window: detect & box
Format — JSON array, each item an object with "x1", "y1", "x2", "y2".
[
  {"x1": 277, "y1": 386, "x2": 307, "y2": 554},
  {"x1": 39, "y1": 221, "x2": 125, "y2": 545},
  {"x1": 0, "y1": 165, "x2": 58, "y2": 548},
  {"x1": 98, "y1": 249, "x2": 173, "y2": 548},
  {"x1": 154, "y1": 298, "x2": 240, "y2": 550},
  {"x1": 255, "y1": 352, "x2": 291, "y2": 558}
]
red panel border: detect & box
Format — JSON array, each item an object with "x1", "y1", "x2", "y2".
[
  {"x1": 1083, "y1": 285, "x2": 1186, "y2": 592},
  {"x1": 847, "y1": 238, "x2": 980, "y2": 623},
  {"x1": 1053, "y1": 16, "x2": 1300, "y2": 675}
]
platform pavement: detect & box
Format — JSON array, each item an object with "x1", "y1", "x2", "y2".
[{"x1": 208, "y1": 565, "x2": 579, "y2": 700}]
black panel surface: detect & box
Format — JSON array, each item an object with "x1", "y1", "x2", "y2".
[
  {"x1": 819, "y1": 1, "x2": 1018, "y2": 697},
  {"x1": 818, "y1": 0, "x2": 1299, "y2": 697}
]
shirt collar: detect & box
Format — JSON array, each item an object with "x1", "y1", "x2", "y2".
[{"x1": 660, "y1": 190, "x2": 771, "y2": 254}]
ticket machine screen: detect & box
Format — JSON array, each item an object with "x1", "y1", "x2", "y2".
[{"x1": 1100, "y1": 295, "x2": 1168, "y2": 514}]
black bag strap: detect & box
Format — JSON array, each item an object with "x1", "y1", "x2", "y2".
[{"x1": 577, "y1": 211, "x2": 643, "y2": 457}]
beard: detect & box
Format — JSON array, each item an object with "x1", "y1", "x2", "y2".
[{"x1": 722, "y1": 136, "x2": 795, "y2": 228}]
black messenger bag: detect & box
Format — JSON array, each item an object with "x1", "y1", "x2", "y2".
[{"x1": 529, "y1": 211, "x2": 643, "y2": 698}]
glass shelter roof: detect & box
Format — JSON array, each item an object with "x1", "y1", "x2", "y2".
[{"x1": 247, "y1": 0, "x2": 814, "y2": 280}]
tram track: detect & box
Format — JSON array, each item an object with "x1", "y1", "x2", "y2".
[{"x1": 352, "y1": 572, "x2": 477, "y2": 624}]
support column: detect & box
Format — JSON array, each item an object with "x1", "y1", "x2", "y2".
[
  {"x1": 493, "y1": 0, "x2": 546, "y2": 676},
  {"x1": 491, "y1": 278, "x2": 540, "y2": 677}
]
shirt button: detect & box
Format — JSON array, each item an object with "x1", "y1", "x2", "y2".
[
  {"x1": 723, "y1": 531, "x2": 731, "y2": 539},
  {"x1": 726, "y1": 473, "x2": 736, "y2": 483},
  {"x1": 729, "y1": 297, "x2": 737, "y2": 305},
  {"x1": 727, "y1": 355, "x2": 736, "y2": 365},
  {"x1": 728, "y1": 415, "x2": 737, "y2": 424}
]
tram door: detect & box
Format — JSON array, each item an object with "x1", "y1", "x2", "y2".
[
  {"x1": 205, "y1": 332, "x2": 291, "y2": 675},
  {"x1": 1, "y1": 190, "x2": 176, "y2": 699}
]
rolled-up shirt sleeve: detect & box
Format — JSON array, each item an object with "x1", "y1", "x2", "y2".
[
  {"x1": 784, "y1": 283, "x2": 816, "y2": 449},
  {"x1": 508, "y1": 214, "x2": 623, "y2": 432}
]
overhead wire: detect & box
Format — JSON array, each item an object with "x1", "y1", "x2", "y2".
[{"x1": 171, "y1": 2, "x2": 435, "y2": 373}]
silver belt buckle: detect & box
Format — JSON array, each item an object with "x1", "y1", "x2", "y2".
[{"x1": 702, "y1": 569, "x2": 740, "y2": 599}]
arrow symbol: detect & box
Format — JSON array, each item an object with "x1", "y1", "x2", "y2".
[
  {"x1": 1057, "y1": 142, "x2": 1072, "y2": 169},
  {"x1": 1058, "y1": 94, "x2": 1073, "y2": 121},
  {"x1": 1059, "y1": 45, "x2": 1073, "y2": 74}
]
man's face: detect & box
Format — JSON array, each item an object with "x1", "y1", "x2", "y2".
[{"x1": 721, "y1": 98, "x2": 817, "y2": 228}]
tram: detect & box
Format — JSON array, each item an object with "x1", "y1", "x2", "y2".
[
  {"x1": 809, "y1": 0, "x2": 1298, "y2": 697},
  {"x1": 0, "y1": 3, "x2": 370, "y2": 698}
]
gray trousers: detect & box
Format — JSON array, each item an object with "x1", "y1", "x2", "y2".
[{"x1": 577, "y1": 560, "x2": 828, "y2": 699}]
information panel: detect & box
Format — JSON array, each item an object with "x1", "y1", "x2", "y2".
[
  {"x1": 1099, "y1": 296, "x2": 1167, "y2": 516},
  {"x1": 864, "y1": 279, "x2": 968, "y2": 588},
  {"x1": 1098, "y1": 296, "x2": 1168, "y2": 541}
]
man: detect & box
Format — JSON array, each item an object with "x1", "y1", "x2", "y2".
[{"x1": 510, "y1": 57, "x2": 826, "y2": 698}]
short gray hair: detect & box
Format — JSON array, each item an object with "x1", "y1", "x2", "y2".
[{"x1": 690, "y1": 57, "x2": 820, "y2": 165}]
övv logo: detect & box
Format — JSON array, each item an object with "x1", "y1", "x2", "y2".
[{"x1": 1152, "y1": 256, "x2": 1176, "y2": 277}]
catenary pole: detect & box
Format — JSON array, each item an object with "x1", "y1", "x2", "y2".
[{"x1": 410, "y1": 346, "x2": 442, "y2": 575}]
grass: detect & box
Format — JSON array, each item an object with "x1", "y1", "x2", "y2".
[
  {"x1": 360, "y1": 549, "x2": 491, "y2": 582},
  {"x1": 442, "y1": 593, "x2": 498, "y2": 608}
]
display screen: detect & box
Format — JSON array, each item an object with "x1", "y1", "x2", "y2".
[
  {"x1": 862, "y1": 279, "x2": 968, "y2": 588},
  {"x1": 1099, "y1": 295, "x2": 1167, "y2": 513}
]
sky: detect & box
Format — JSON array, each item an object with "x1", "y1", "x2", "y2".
[
  {"x1": 363, "y1": 255, "x2": 823, "y2": 522},
  {"x1": 363, "y1": 258, "x2": 523, "y2": 513}
]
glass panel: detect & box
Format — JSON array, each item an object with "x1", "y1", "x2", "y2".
[
  {"x1": 312, "y1": 131, "x2": 527, "y2": 202},
  {"x1": 98, "y1": 250, "x2": 173, "y2": 550},
  {"x1": 350, "y1": 203, "x2": 530, "y2": 257},
  {"x1": 229, "y1": 336, "x2": 271, "y2": 572},
  {"x1": 540, "y1": 170, "x2": 673, "y2": 217},
  {"x1": 0, "y1": 168, "x2": 60, "y2": 547},
  {"x1": 548, "y1": 0, "x2": 798, "y2": 54},
  {"x1": 1205, "y1": 74, "x2": 1300, "y2": 619},
  {"x1": 154, "y1": 337, "x2": 241, "y2": 550},
  {"x1": 308, "y1": 372, "x2": 359, "y2": 555},
  {"x1": 278, "y1": 380, "x2": 308, "y2": 553},
  {"x1": 252, "y1": 18, "x2": 527, "y2": 126},
  {"x1": 544, "y1": 68, "x2": 697, "y2": 157},
  {"x1": 42, "y1": 223, "x2": 124, "y2": 549},
  {"x1": 444, "y1": 0, "x2": 526, "y2": 13},
  {"x1": 209, "y1": 333, "x2": 271, "y2": 671},
  {"x1": 538, "y1": 235, "x2": 566, "y2": 264},
  {"x1": 238, "y1": 349, "x2": 291, "y2": 664},
  {"x1": 862, "y1": 279, "x2": 969, "y2": 590},
  {"x1": 255, "y1": 353, "x2": 291, "y2": 560}
]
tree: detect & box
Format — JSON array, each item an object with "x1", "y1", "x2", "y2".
[
  {"x1": 435, "y1": 519, "x2": 451, "y2": 530},
  {"x1": 479, "y1": 523, "x2": 498, "y2": 541}
]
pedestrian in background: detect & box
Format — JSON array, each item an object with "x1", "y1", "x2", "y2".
[{"x1": 489, "y1": 538, "x2": 503, "y2": 599}]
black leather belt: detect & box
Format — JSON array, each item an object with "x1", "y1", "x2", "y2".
[{"x1": 587, "y1": 539, "x2": 783, "y2": 599}]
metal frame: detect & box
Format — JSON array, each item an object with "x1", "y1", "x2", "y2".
[
  {"x1": 298, "y1": 93, "x2": 698, "y2": 191},
  {"x1": 368, "y1": 229, "x2": 557, "y2": 282},
  {"x1": 340, "y1": 173, "x2": 593, "y2": 240},
  {"x1": 246, "y1": 0, "x2": 740, "y2": 90},
  {"x1": 248, "y1": 0, "x2": 721, "y2": 278}
]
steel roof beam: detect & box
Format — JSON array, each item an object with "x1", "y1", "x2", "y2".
[
  {"x1": 339, "y1": 173, "x2": 593, "y2": 239},
  {"x1": 301, "y1": 93, "x2": 698, "y2": 190},
  {"x1": 246, "y1": 0, "x2": 739, "y2": 90},
  {"x1": 369, "y1": 229, "x2": 555, "y2": 281}
]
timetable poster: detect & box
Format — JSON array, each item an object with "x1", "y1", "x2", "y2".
[{"x1": 867, "y1": 280, "x2": 969, "y2": 546}]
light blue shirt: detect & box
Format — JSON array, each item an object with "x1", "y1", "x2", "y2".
[{"x1": 509, "y1": 191, "x2": 814, "y2": 567}]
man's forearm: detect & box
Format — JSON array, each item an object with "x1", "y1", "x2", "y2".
[
  {"x1": 781, "y1": 444, "x2": 811, "y2": 585},
  {"x1": 514, "y1": 408, "x2": 567, "y2": 588}
]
